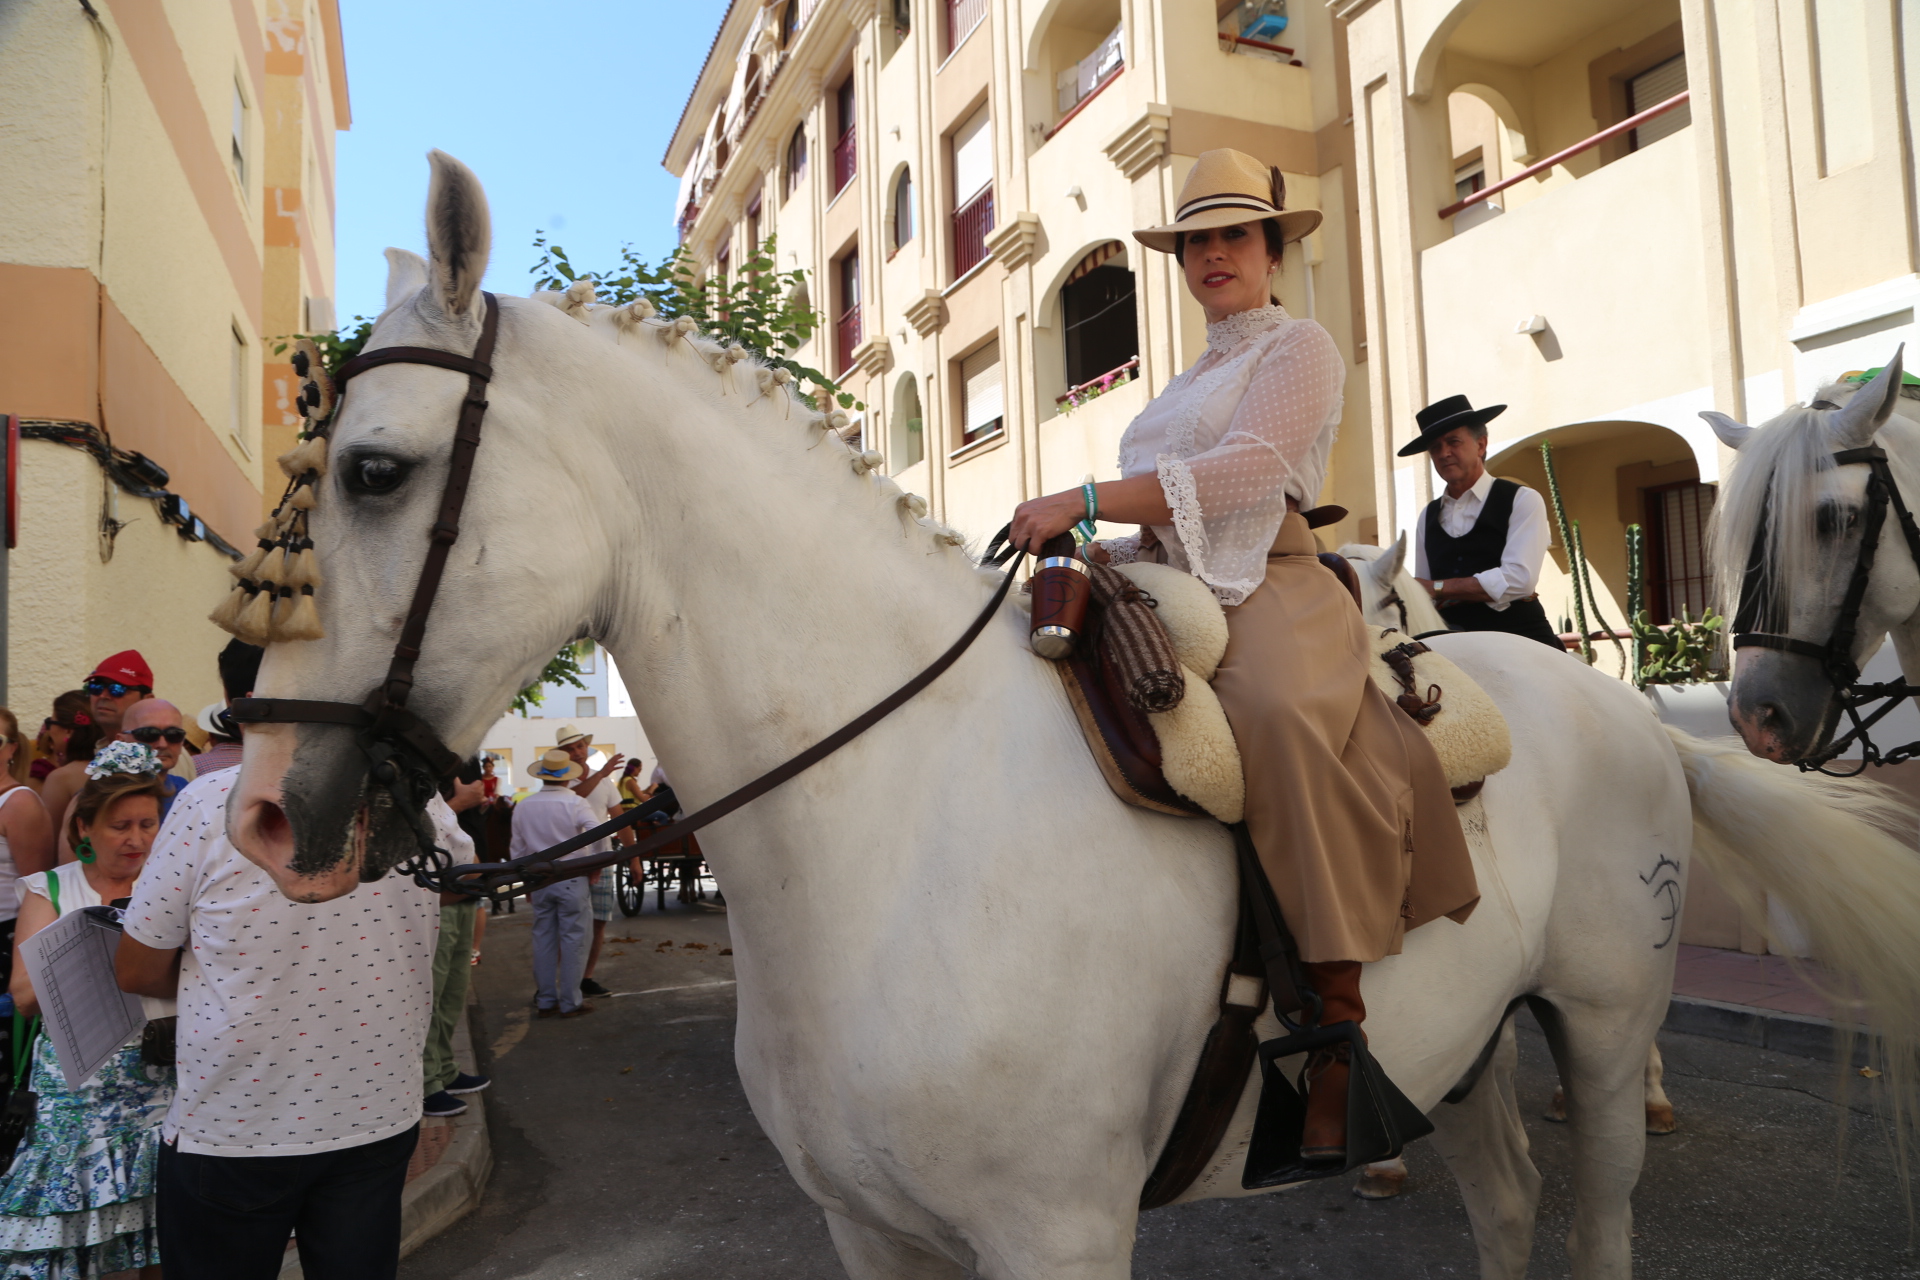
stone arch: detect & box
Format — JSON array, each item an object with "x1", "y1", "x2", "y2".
[
  {"x1": 890, "y1": 372, "x2": 925, "y2": 473},
  {"x1": 883, "y1": 162, "x2": 916, "y2": 252},
  {"x1": 1449, "y1": 81, "x2": 1534, "y2": 166},
  {"x1": 1409, "y1": 0, "x2": 1488, "y2": 102}
]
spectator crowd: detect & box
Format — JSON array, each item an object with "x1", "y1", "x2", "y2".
[{"x1": 0, "y1": 643, "x2": 692, "y2": 1279}]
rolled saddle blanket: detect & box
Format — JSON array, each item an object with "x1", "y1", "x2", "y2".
[{"x1": 1087, "y1": 561, "x2": 1185, "y2": 714}]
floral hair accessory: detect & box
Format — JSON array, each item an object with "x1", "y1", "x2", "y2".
[
  {"x1": 86, "y1": 741, "x2": 164, "y2": 781},
  {"x1": 72, "y1": 714, "x2": 91, "y2": 726}
]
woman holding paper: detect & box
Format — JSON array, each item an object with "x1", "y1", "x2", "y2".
[{"x1": 0, "y1": 742, "x2": 172, "y2": 1279}]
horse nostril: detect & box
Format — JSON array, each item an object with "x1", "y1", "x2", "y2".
[{"x1": 254, "y1": 799, "x2": 292, "y2": 851}]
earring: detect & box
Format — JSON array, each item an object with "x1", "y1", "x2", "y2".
[{"x1": 76, "y1": 837, "x2": 96, "y2": 864}]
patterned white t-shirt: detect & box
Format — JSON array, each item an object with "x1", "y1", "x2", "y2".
[{"x1": 123, "y1": 768, "x2": 441, "y2": 1155}]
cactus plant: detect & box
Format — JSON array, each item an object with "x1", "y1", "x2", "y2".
[{"x1": 1539, "y1": 441, "x2": 1592, "y2": 664}]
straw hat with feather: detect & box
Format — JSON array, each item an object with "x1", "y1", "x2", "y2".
[{"x1": 1133, "y1": 149, "x2": 1321, "y2": 254}]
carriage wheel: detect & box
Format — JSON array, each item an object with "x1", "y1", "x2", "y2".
[{"x1": 616, "y1": 861, "x2": 642, "y2": 917}]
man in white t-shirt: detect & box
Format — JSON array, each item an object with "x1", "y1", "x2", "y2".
[
  {"x1": 115, "y1": 768, "x2": 440, "y2": 1280},
  {"x1": 554, "y1": 725, "x2": 624, "y2": 997}
]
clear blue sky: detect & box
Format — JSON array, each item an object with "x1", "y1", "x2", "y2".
[{"x1": 331, "y1": 0, "x2": 726, "y2": 329}]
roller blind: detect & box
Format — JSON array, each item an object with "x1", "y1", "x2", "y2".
[
  {"x1": 1627, "y1": 55, "x2": 1689, "y2": 150},
  {"x1": 962, "y1": 341, "x2": 1003, "y2": 442},
  {"x1": 953, "y1": 109, "x2": 992, "y2": 204}
]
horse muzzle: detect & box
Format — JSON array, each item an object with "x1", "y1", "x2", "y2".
[
  {"x1": 227, "y1": 723, "x2": 419, "y2": 902},
  {"x1": 1727, "y1": 651, "x2": 1845, "y2": 765}
]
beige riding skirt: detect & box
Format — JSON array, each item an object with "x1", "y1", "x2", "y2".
[{"x1": 1210, "y1": 513, "x2": 1480, "y2": 963}]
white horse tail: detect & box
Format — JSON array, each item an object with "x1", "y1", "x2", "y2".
[{"x1": 1668, "y1": 725, "x2": 1920, "y2": 1182}]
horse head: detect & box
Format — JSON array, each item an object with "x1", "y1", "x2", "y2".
[
  {"x1": 1339, "y1": 534, "x2": 1445, "y2": 636},
  {"x1": 1708, "y1": 351, "x2": 1920, "y2": 763},
  {"x1": 227, "y1": 153, "x2": 627, "y2": 900}
]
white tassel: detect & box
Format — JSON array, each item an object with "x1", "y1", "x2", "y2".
[
  {"x1": 852, "y1": 450, "x2": 884, "y2": 475},
  {"x1": 290, "y1": 484, "x2": 317, "y2": 511},
  {"x1": 826, "y1": 409, "x2": 850, "y2": 432},
  {"x1": 769, "y1": 368, "x2": 793, "y2": 387},
  {"x1": 659, "y1": 316, "x2": 698, "y2": 346},
  {"x1": 613, "y1": 299, "x2": 656, "y2": 331},
  {"x1": 277, "y1": 436, "x2": 329, "y2": 480},
  {"x1": 901, "y1": 493, "x2": 928, "y2": 518},
  {"x1": 724, "y1": 345, "x2": 749, "y2": 364},
  {"x1": 562, "y1": 278, "x2": 597, "y2": 320}
]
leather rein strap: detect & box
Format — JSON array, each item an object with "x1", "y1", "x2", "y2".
[
  {"x1": 1732, "y1": 444, "x2": 1920, "y2": 774},
  {"x1": 232, "y1": 298, "x2": 1029, "y2": 896}
]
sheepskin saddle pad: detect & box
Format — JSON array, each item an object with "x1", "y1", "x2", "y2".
[{"x1": 1055, "y1": 561, "x2": 1512, "y2": 823}]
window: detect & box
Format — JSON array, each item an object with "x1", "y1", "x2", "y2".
[
  {"x1": 1627, "y1": 54, "x2": 1689, "y2": 150},
  {"x1": 744, "y1": 54, "x2": 763, "y2": 108},
  {"x1": 1055, "y1": 23, "x2": 1122, "y2": 116},
  {"x1": 832, "y1": 77, "x2": 857, "y2": 194},
  {"x1": 746, "y1": 192, "x2": 763, "y2": 262},
  {"x1": 784, "y1": 124, "x2": 808, "y2": 201},
  {"x1": 575, "y1": 696, "x2": 597, "y2": 719},
  {"x1": 951, "y1": 109, "x2": 993, "y2": 278},
  {"x1": 579, "y1": 645, "x2": 597, "y2": 675},
  {"x1": 1643, "y1": 480, "x2": 1715, "y2": 622},
  {"x1": 891, "y1": 373, "x2": 924, "y2": 471},
  {"x1": 959, "y1": 341, "x2": 1003, "y2": 446},
  {"x1": 228, "y1": 324, "x2": 250, "y2": 456},
  {"x1": 893, "y1": 0, "x2": 911, "y2": 37},
  {"x1": 230, "y1": 80, "x2": 248, "y2": 189},
  {"x1": 779, "y1": 0, "x2": 796, "y2": 46},
  {"x1": 891, "y1": 168, "x2": 915, "y2": 250},
  {"x1": 1453, "y1": 158, "x2": 1484, "y2": 203},
  {"x1": 835, "y1": 250, "x2": 861, "y2": 374},
  {"x1": 1061, "y1": 253, "x2": 1137, "y2": 391}
]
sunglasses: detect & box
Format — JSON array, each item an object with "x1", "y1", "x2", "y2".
[
  {"x1": 85, "y1": 679, "x2": 149, "y2": 699},
  {"x1": 126, "y1": 726, "x2": 186, "y2": 746}
]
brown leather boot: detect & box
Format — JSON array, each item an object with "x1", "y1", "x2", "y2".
[{"x1": 1300, "y1": 961, "x2": 1366, "y2": 1165}]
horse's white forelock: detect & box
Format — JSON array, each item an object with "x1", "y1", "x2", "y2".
[{"x1": 1708, "y1": 381, "x2": 1920, "y2": 626}]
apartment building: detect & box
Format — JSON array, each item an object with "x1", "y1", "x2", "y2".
[
  {"x1": 664, "y1": 0, "x2": 1374, "y2": 555},
  {"x1": 1344, "y1": 0, "x2": 1920, "y2": 643},
  {"x1": 0, "y1": 0, "x2": 348, "y2": 719}
]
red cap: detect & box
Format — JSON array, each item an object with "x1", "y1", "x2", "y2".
[{"x1": 90, "y1": 650, "x2": 153, "y2": 690}]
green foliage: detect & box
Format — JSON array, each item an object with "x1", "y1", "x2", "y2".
[
  {"x1": 511, "y1": 640, "x2": 594, "y2": 717},
  {"x1": 1630, "y1": 606, "x2": 1727, "y2": 686},
  {"x1": 270, "y1": 315, "x2": 375, "y2": 381},
  {"x1": 1626, "y1": 523, "x2": 1647, "y2": 688},
  {"x1": 1539, "y1": 441, "x2": 1592, "y2": 665},
  {"x1": 531, "y1": 233, "x2": 862, "y2": 411}
]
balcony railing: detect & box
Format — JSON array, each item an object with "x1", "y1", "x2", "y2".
[
  {"x1": 835, "y1": 305, "x2": 861, "y2": 375},
  {"x1": 832, "y1": 125, "x2": 857, "y2": 195},
  {"x1": 952, "y1": 187, "x2": 993, "y2": 279},
  {"x1": 1438, "y1": 90, "x2": 1691, "y2": 220},
  {"x1": 946, "y1": 0, "x2": 985, "y2": 54},
  {"x1": 1055, "y1": 357, "x2": 1139, "y2": 409}
]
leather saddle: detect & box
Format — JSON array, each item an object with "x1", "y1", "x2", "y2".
[{"x1": 1059, "y1": 535, "x2": 1362, "y2": 820}]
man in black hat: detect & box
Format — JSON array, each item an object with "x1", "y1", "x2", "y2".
[{"x1": 1400, "y1": 395, "x2": 1565, "y2": 651}]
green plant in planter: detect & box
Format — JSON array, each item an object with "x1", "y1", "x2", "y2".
[{"x1": 1631, "y1": 606, "x2": 1726, "y2": 686}]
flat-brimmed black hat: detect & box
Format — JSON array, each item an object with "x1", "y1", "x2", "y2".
[{"x1": 1397, "y1": 394, "x2": 1506, "y2": 457}]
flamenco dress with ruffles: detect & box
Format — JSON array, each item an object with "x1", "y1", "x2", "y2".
[{"x1": 0, "y1": 864, "x2": 171, "y2": 1279}]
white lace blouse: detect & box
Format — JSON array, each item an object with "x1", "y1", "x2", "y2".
[{"x1": 1100, "y1": 305, "x2": 1344, "y2": 605}]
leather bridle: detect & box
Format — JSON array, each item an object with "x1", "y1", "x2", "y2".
[
  {"x1": 227, "y1": 292, "x2": 1028, "y2": 897},
  {"x1": 1733, "y1": 443, "x2": 1920, "y2": 775}
]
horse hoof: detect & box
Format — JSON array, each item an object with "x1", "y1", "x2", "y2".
[
  {"x1": 1645, "y1": 1103, "x2": 1678, "y2": 1135},
  {"x1": 1354, "y1": 1168, "x2": 1407, "y2": 1200},
  {"x1": 1544, "y1": 1086, "x2": 1568, "y2": 1123}
]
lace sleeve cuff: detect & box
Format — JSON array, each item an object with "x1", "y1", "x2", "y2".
[
  {"x1": 1157, "y1": 454, "x2": 1212, "y2": 573},
  {"x1": 1096, "y1": 534, "x2": 1142, "y2": 565}
]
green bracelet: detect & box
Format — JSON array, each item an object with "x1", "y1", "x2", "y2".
[{"x1": 1082, "y1": 481, "x2": 1099, "y2": 523}]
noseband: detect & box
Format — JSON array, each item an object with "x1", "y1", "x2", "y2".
[
  {"x1": 1733, "y1": 444, "x2": 1920, "y2": 775},
  {"x1": 224, "y1": 293, "x2": 1029, "y2": 897}
]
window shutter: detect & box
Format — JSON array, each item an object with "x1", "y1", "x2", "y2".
[
  {"x1": 953, "y1": 110, "x2": 992, "y2": 204},
  {"x1": 1627, "y1": 55, "x2": 1690, "y2": 149},
  {"x1": 962, "y1": 341, "x2": 1003, "y2": 440}
]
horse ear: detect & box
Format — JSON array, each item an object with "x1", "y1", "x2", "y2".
[
  {"x1": 382, "y1": 248, "x2": 428, "y2": 312},
  {"x1": 1385, "y1": 531, "x2": 1408, "y2": 580},
  {"x1": 1701, "y1": 410, "x2": 1753, "y2": 451},
  {"x1": 424, "y1": 150, "x2": 491, "y2": 318},
  {"x1": 1830, "y1": 344, "x2": 1906, "y2": 448}
]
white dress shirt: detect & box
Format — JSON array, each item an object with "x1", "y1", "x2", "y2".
[
  {"x1": 1412, "y1": 470, "x2": 1552, "y2": 612},
  {"x1": 509, "y1": 784, "x2": 599, "y2": 863}
]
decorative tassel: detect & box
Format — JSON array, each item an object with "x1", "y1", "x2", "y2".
[
  {"x1": 826, "y1": 409, "x2": 851, "y2": 432},
  {"x1": 724, "y1": 345, "x2": 749, "y2": 365},
  {"x1": 209, "y1": 585, "x2": 250, "y2": 637},
  {"x1": 271, "y1": 588, "x2": 324, "y2": 642},
  {"x1": 902, "y1": 493, "x2": 928, "y2": 518},
  {"x1": 235, "y1": 589, "x2": 275, "y2": 644},
  {"x1": 254, "y1": 519, "x2": 280, "y2": 542},
  {"x1": 659, "y1": 315, "x2": 698, "y2": 346},
  {"x1": 290, "y1": 484, "x2": 317, "y2": 511},
  {"x1": 852, "y1": 450, "x2": 883, "y2": 475},
  {"x1": 277, "y1": 436, "x2": 329, "y2": 480},
  {"x1": 280, "y1": 547, "x2": 321, "y2": 590},
  {"x1": 230, "y1": 543, "x2": 272, "y2": 581},
  {"x1": 562, "y1": 278, "x2": 597, "y2": 319},
  {"x1": 627, "y1": 298, "x2": 657, "y2": 322}
]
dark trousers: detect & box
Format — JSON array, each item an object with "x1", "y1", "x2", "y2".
[
  {"x1": 1437, "y1": 597, "x2": 1568, "y2": 651},
  {"x1": 158, "y1": 1123, "x2": 419, "y2": 1280}
]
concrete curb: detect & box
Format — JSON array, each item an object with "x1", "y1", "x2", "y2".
[
  {"x1": 1665, "y1": 995, "x2": 1871, "y2": 1067},
  {"x1": 279, "y1": 1003, "x2": 493, "y2": 1277}
]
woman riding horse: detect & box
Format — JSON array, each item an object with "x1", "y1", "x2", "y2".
[{"x1": 1008, "y1": 149, "x2": 1480, "y2": 1164}]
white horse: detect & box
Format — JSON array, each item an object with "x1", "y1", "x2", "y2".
[{"x1": 229, "y1": 155, "x2": 1920, "y2": 1279}]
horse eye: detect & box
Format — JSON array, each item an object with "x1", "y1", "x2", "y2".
[{"x1": 345, "y1": 455, "x2": 409, "y2": 496}]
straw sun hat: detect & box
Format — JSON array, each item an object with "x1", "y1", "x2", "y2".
[
  {"x1": 1133, "y1": 148, "x2": 1322, "y2": 254},
  {"x1": 529, "y1": 748, "x2": 585, "y2": 784}
]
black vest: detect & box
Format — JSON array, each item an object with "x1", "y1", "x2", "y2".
[{"x1": 1423, "y1": 479, "x2": 1520, "y2": 580}]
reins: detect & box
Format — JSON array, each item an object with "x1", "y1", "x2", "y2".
[
  {"x1": 1733, "y1": 444, "x2": 1920, "y2": 776},
  {"x1": 230, "y1": 293, "x2": 1028, "y2": 897}
]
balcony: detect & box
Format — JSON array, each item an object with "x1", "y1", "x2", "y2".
[
  {"x1": 952, "y1": 188, "x2": 993, "y2": 279},
  {"x1": 832, "y1": 125, "x2": 856, "y2": 196},
  {"x1": 946, "y1": 0, "x2": 985, "y2": 55},
  {"x1": 835, "y1": 304, "x2": 862, "y2": 376}
]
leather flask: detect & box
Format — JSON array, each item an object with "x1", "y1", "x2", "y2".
[{"x1": 1029, "y1": 533, "x2": 1091, "y2": 659}]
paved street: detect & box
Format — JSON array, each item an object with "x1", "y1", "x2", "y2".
[{"x1": 405, "y1": 899, "x2": 1920, "y2": 1280}]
